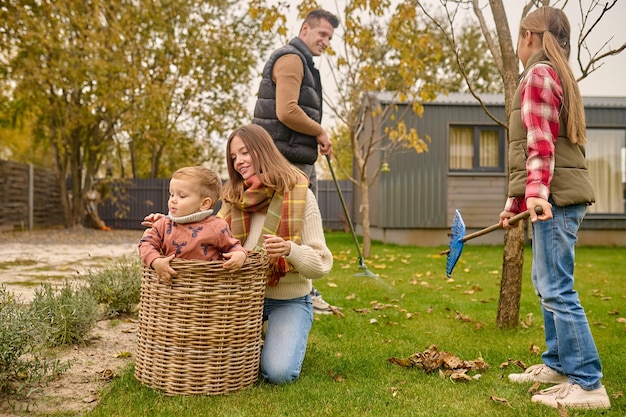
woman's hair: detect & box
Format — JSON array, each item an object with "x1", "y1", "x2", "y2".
[
  {"x1": 520, "y1": 6, "x2": 586, "y2": 145},
  {"x1": 222, "y1": 124, "x2": 304, "y2": 202},
  {"x1": 171, "y1": 166, "x2": 221, "y2": 208}
]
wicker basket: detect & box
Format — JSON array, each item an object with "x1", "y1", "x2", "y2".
[{"x1": 135, "y1": 252, "x2": 268, "y2": 396}]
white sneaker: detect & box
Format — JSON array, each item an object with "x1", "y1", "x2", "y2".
[
  {"x1": 508, "y1": 364, "x2": 568, "y2": 384},
  {"x1": 531, "y1": 382, "x2": 611, "y2": 409},
  {"x1": 311, "y1": 289, "x2": 337, "y2": 315}
]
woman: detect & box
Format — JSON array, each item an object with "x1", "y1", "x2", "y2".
[
  {"x1": 500, "y1": 6, "x2": 610, "y2": 410},
  {"x1": 220, "y1": 124, "x2": 333, "y2": 384}
]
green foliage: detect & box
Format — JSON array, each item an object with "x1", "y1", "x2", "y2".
[
  {"x1": 86, "y1": 234, "x2": 626, "y2": 417},
  {"x1": 0, "y1": 285, "x2": 68, "y2": 401},
  {"x1": 29, "y1": 282, "x2": 99, "y2": 347},
  {"x1": 0, "y1": 0, "x2": 286, "y2": 226},
  {"x1": 86, "y1": 256, "x2": 142, "y2": 318}
]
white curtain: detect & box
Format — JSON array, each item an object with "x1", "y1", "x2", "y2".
[
  {"x1": 479, "y1": 130, "x2": 500, "y2": 167},
  {"x1": 586, "y1": 129, "x2": 625, "y2": 214},
  {"x1": 450, "y1": 127, "x2": 473, "y2": 169}
]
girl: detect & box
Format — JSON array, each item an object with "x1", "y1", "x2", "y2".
[{"x1": 500, "y1": 7, "x2": 610, "y2": 410}]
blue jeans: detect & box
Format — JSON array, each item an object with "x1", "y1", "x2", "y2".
[
  {"x1": 531, "y1": 201, "x2": 603, "y2": 390},
  {"x1": 260, "y1": 294, "x2": 313, "y2": 384}
]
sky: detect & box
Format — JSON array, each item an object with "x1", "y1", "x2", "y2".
[{"x1": 275, "y1": 0, "x2": 626, "y2": 98}]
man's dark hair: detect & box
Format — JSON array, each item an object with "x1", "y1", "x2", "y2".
[{"x1": 305, "y1": 9, "x2": 340, "y2": 29}]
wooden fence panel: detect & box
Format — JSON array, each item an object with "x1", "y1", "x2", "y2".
[{"x1": 0, "y1": 160, "x2": 65, "y2": 231}]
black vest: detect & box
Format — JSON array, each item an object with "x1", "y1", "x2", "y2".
[{"x1": 253, "y1": 38, "x2": 322, "y2": 165}]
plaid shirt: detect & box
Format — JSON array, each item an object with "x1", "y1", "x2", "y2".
[{"x1": 505, "y1": 64, "x2": 563, "y2": 213}]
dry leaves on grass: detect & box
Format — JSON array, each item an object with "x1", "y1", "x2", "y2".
[{"x1": 388, "y1": 344, "x2": 488, "y2": 381}]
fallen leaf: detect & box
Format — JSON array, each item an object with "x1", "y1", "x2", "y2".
[
  {"x1": 114, "y1": 351, "x2": 132, "y2": 358},
  {"x1": 530, "y1": 344, "x2": 541, "y2": 355},
  {"x1": 388, "y1": 357, "x2": 413, "y2": 368},
  {"x1": 326, "y1": 370, "x2": 345, "y2": 382},
  {"x1": 557, "y1": 402, "x2": 569, "y2": 417},
  {"x1": 489, "y1": 395, "x2": 509, "y2": 404}
]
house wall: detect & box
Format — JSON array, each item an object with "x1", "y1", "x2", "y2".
[{"x1": 365, "y1": 93, "x2": 626, "y2": 247}]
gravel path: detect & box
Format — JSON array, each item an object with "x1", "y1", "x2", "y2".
[{"x1": 2, "y1": 228, "x2": 145, "y2": 302}]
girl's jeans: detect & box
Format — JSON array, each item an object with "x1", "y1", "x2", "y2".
[
  {"x1": 531, "y1": 201, "x2": 603, "y2": 390},
  {"x1": 260, "y1": 294, "x2": 313, "y2": 384}
]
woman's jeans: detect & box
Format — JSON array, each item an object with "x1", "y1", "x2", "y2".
[
  {"x1": 531, "y1": 201, "x2": 603, "y2": 390},
  {"x1": 260, "y1": 294, "x2": 313, "y2": 384}
]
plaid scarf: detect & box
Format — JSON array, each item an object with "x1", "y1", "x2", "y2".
[{"x1": 220, "y1": 174, "x2": 309, "y2": 286}]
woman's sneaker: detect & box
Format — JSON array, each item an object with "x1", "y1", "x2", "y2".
[
  {"x1": 531, "y1": 382, "x2": 611, "y2": 409},
  {"x1": 508, "y1": 364, "x2": 569, "y2": 384},
  {"x1": 311, "y1": 288, "x2": 338, "y2": 315}
]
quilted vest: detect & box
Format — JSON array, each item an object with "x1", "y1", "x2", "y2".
[
  {"x1": 508, "y1": 52, "x2": 595, "y2": 207},
  {"x1": 253, "y1": 38, "x2": 322, "y2": 165}
]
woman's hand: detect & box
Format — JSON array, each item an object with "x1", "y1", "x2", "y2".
[
  {"x1": 262, "y1": 234, "x2": 292, "y2": 258},
  {"x1": 141, "y1": 212, "x2": 165, "y2": 228}
]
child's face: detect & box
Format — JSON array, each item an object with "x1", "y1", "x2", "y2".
[
  {"x1": 168, "y1": 178, "x2": 208, "y2": 217},
  {"x1": 229, "y1": 135, "x2": 255, "y2": 180}
]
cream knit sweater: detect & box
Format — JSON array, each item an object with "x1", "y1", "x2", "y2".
[{"x1": 242, "y1": 189, "x2": 333, "y2": 300}]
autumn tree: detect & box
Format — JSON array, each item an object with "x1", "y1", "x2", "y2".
[
  {"x1": 419, "y1": 0, "x2": 625, "y2": 327},
  {"x1": 0, "y1": 0, "x2": 283, "y2": 227},
  {"x1": 292, "y1": 0, "x2": 499, "y2": 258}
]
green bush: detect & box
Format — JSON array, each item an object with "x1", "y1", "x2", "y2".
[
  {"x1": 0, "y1": 285, "x2": 67, "y2": 399},
  {"x1": 29, "y1": 281, "x2": 99, "y2": 347},
  {"x1": 85, "y1": 255, "x2": 142, "y2": 318}
]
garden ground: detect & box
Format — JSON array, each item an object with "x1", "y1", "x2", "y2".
[{"x1": 0, "y1": 228, "x2": 144, "y2": 416}]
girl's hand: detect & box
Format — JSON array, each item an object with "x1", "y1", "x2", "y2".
[{"x1": 526, "y1": 197, "x2": 552, "y2": 222}]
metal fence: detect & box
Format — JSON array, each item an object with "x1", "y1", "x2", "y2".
[{"x1": 98, "y1": 178, "x2": 354, "y2": 232}]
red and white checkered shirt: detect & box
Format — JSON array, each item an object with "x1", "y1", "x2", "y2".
[{"x1": 505, "y1": 63, "x2": 563, "y2": 213}]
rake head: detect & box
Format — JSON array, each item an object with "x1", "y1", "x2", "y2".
[{"x1": 446, "y1": 210, "x2": 466, "y2": 278}]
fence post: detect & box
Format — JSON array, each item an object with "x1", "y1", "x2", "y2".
[{"x1": 28, "y1": 163, "x2": 34, "y2": 230}]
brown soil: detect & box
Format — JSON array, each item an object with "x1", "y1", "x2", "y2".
[{"x1": 0, "y1": 228, "x2": 145, "y2": 416}]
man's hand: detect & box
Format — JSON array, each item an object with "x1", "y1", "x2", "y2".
[{"x1": 317, "y1": 130, "x2": 333, "y2": 159}]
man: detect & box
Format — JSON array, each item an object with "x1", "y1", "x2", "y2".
[
  {"x1": 253, "y1": 9, "x2": 340, "y2": 314},
  {"x1": 253, "y1": 9, "x2": 338, "y2": 198}
]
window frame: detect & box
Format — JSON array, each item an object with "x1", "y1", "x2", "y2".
[{"x1": 448, "y1": 125, "x2": 506, "y2": 173}]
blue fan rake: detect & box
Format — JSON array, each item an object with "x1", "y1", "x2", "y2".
[{"x1": 444, "y1": 207, "x2": 543, "y2": 277}]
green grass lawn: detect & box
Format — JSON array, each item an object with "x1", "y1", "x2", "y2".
[{"x1": 87, "y1": 232, "x2": 625, "y2": 417}]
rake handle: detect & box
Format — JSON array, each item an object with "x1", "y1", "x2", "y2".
[{"x1": 460, "y1": 206, "x2": 544, "y2": 243}]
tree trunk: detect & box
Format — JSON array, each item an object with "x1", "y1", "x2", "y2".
[{"x1": 496, "y1": 221, "x2": 525, "y2": 328}]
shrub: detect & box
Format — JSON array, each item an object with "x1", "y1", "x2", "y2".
[
  {"x1": 29, "y1": 281, "x2": 99, "y2": 347},
  {"x1": 0, "y1": 285, "x2": 68, "y2": 399},
  {"x1": 86, "y1": 255, "x2": 142, "y2": 318}
]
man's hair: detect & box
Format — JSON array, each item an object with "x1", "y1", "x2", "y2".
[
  {"x1": 304, "y1": 9, "x2": 339, "y2": 29},
  {"x1": 171, "y1": 166, "x2": 221, "y2": 208}
]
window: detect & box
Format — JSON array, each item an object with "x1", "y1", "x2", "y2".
[
  {"x1": 449, "y1": 126, "x2": 505, "y2": 172},
  {"x1": 586, "y1": 128, "x2": 626, "y2": 214}
]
